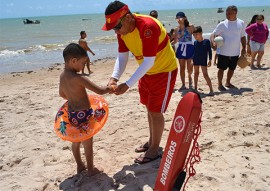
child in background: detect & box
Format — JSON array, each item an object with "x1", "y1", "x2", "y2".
[
  {"x1": 79, "y1": 31, "x2": 95, "y2": 75},
  {"x1": 59, "y1": 43, "x2": 113, "y2": 176},
  {"x1": 245, "y1": 14, "x2": 269, "y2": 69},
  {"x1": 192, "y1": 26, "x2": 214, "y2": 96}
]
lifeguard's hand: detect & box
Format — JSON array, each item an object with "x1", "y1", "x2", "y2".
[
  {"x1": 114, "y1": 83, "x2": 129, "y2": 95},
  {"x1": 108, "y1": 78, "x2": 118, "y2": 86}
]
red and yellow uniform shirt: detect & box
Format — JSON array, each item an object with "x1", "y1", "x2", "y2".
[{"x1": 117, "y1": 14, "x2": 177, "y2": 75}]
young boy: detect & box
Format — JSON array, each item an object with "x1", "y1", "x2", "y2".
[
  {"x1": 192, "y1": 26, "x2": 214, "y2": 96},
  {"x1": 79, "y1": 31, "x2": 95, "y2": 75},
  {"x1": 59, "y1": 43, "x2": 113, "y2": 176}
]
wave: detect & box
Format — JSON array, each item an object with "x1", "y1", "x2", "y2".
[
  {"x1": 0, "y1": 49, "x2": 25, "y2": 57},
  {"x1": 94, "y1": 35, "x2": 117, "y2": 43},
  {"x1": 0, "y1": 43, "x2": 65, "y2": 58}
]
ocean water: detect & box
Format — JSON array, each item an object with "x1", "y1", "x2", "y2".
[{"x1": 0, "y1": 6, "x2": 269, "y2": 74}]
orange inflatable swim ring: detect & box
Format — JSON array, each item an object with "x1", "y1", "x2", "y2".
[{"x1": 54, "y1": 95, "x2": 109, "y2": 142}]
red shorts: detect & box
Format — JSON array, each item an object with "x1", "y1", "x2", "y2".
[{"x1": 138, "y1": 69, "x2": 178, "y2": 113}]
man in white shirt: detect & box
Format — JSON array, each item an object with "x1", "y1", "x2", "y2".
[{"x1": 210, "y1": 5, "x2": 246, "y2": 91}]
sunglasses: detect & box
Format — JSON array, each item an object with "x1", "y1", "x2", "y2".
[
  {"x1": 113, "y1": 16, "x2": 125, "y2": 31},
  {"x1": 256, "y1": 18, "x2": 263, "y2": 20}
]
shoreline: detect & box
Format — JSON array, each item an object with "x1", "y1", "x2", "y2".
[
  {"x1": 0, "y1": 56, "x2": 116, "y2": 76},
  {"x1": 0, "y1": 43, "x2": 269, "y2": 190}
]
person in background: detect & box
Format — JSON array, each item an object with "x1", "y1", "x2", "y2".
[
  {"x1": 192, "y1": 26, "x2": 214, "y2": 96},
  {"x1": 167, "y1": 28, "x2": 176, "y2": 51},
  {"x1": 149, "y1": 10, "x2": 158, "y2": 19},
  {"x1": 210, "y1": 5, "x2": 246, "y2": 91},
  {"x1": 149, "y1": 10, "x2": 165, "y2": 27},
  {"x1": 79, "y1": 31, "x2": 95, "y2": 75},
  {"x1": 102, "y1": 1, "x2": 178, "y2": 164},
  {"x1": 246, "y1": 15, "x2": 258, "y2": 56},
  {"x1": 245, "y1": 14, "x2": 269, "y2": 69},
  {"x1": 172, "y1": 11, "x2": 195, "y2": 91}
]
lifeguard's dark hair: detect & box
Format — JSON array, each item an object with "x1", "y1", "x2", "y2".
[
  {"x1": 63, "y1": 43, "x2": 87, "y2": 62},
  {"x1": 226, "y1": 5, "x2": 238, "y2": 13},
  {"x1": 105, "y1": 1, "x2": 130, "y2": 15}
]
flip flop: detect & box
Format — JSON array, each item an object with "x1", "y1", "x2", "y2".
[
  {"x1": 134, "y1": 154, "x2": 161, "y2": 164},
  {"x1": 135, "y1": 143, "x2": 149, "y2": 153}
]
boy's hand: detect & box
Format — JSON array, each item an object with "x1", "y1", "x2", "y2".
[
  {"x1": 208, "y1": 60, "x2": 212, "y2": 67},
  {"x1": 108, "y1": 85, "x2": 116, "y2": 94}
]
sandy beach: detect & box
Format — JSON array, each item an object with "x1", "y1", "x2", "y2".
[{"x1": 0, "y1": 42, "x2": 269, "y2": 191}]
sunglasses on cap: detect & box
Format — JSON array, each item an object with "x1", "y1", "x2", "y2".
[{"x1": 113, "y1": 16, "x2": 126, "y2": 31}]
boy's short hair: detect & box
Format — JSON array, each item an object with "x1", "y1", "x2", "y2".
[
  {"x1": 193, "y1": 26, "x2": 203, "y2": 33},
  {"x1": 80, "y1": 31, "x2": 86, "y2": 36},
  {"x1": 63, "y1": 43, "x2": 87, "y2": 62}
]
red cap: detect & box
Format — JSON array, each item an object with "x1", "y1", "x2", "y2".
[{"x1": 102, "y1": 5, "x2": 129, "y2": 31}]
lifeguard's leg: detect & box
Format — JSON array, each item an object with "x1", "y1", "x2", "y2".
[{"x1": 145, "y1": 110, "x2": 164, "y2": 157}]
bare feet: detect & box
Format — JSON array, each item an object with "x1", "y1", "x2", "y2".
[
  {"x1": 225, "y1": 83, "x2": 237, "y2": 89},
  {"x1": 207, "y1": 92, "x2": 215, "y2": 96},
  {"x1": 218, "y1": 85, "x2": 226, "y2": 91},
  {"x1": 178, "y1": 85, "x2": 187, "y2": 92},
  {"x1": 87, "y1": 166, "x2": 104, "y2": 177},
  {"x1": 250, "y1": 64, "x2": 256, "y2": 69},
  {"x1": 77, "y1": 164, "x2": 86, "y2": 174}
]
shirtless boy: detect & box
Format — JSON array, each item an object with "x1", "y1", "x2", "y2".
[
  {"x1": 79, "y1": 31, "x2": 95, "y2": 75},
  {"x1": 59, "y1": 43, "x2": 113, "y2": 176}
]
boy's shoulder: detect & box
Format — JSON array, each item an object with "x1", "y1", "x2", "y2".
[
  {"x1": 61, "y1": 70, "x2": 82, "y2": 80},
  {"x1": 202, "y1": 39, "x2": 211, "y2": 45},
  {"x1": 194, "y1": 39, "x2": 210, "y2": 45}
]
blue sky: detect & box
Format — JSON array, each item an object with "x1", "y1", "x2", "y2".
[{"x1": 0, "y1": 0, "x2": 269, "y2": 19}]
